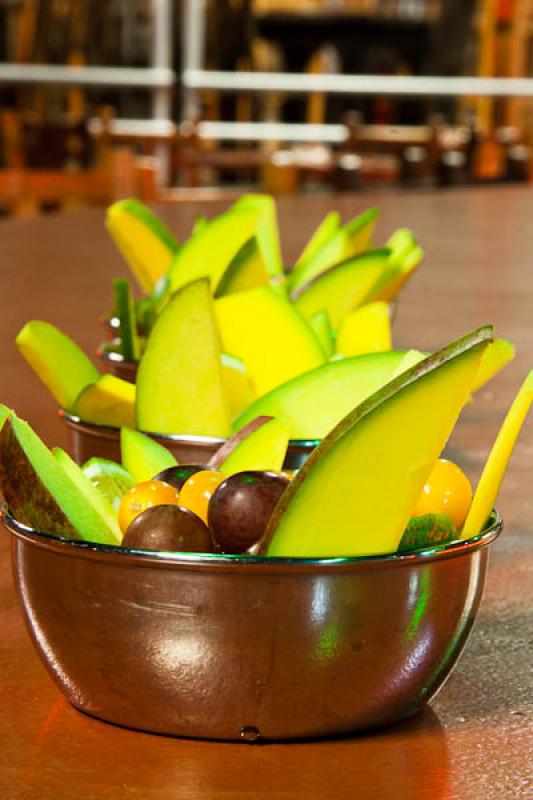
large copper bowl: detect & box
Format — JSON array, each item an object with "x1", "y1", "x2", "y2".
[
  {"x1": 59, "y1": 410, "x2": 318, "y2": 471},
  {"x1": 1, "y1": 506, "x2": 501, "y2": 741}
]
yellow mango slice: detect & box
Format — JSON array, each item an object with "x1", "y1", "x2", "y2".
[
  {"x1": 264, "y1": 327, "x2": 491, "y2": 558},
  {"x1": 336, "y1": 302, "x2": 392, "y2": 357},
  {"x1": 221, "y1": 353, "x2": 255, "y2": 420},
  {"x1": 16, "y1": 321, "x2": 100, "y2": 412},
  {"x1": 106, "y1": 199, "x2": 178, "y2": 293},
  {"x1": 74, "y1": 375, "x2": 136, "y2": 429},
  {"x1": 215, "y1": 287, "x2": 324, "y2": 397},
  {"x1": 462, "y1": 371, "x2": 533, "y2": 538},
  {"x1": 471, "y1": 338, "x2": 515, "y2": 392}
]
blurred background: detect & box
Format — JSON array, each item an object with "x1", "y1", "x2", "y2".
[{"x1": 0, "y1": 0, "x2": 532, "y2": 214}]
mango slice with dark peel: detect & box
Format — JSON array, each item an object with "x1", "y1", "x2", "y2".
[
  {"x1": 209, "y1": 416, "x2": 290, "y2": 475},
  {"x1": 234, "y1": 351, "x2": 410, "y2": 440},
  {"x1": 231, "y1": 194, "x2": 283, "y2": 278},
  {"x1": 262, "y1": 326, "x2": 492, "y2": 558},
  {"x1": 16, "y1": 321, "x2": 100, "y2": 412},
  {"x1": 398, "y1": 514, "x2": 457, "y2": 553},
  {"x1": 0, "y1": 416, "x2": 121, "y2": 544}
]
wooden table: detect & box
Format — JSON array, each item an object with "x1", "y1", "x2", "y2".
[{"x1": 0, "y1": 188, "x2": 531, "y2": 799}]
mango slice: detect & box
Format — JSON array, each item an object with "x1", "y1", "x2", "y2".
[
  {"x1": 121, "y1": 427, "x2": 177, "y2": 483},
  {"x1": 336, "y1": 302, "x2": 392, "y2": 357},
  {"x1": 462, "y1": 370, "x2": 533, "y2": 538},
  {"x1": 215, "y1": 286, "x2": 324, "y2": 398},
  {"x1": 16, "y1": 321, "x2": 100, "y2": 412},
  {"x1": 231, "y1": 194, "x2": 283, "y2": 277},
  {"x1": 137, "y1": 279, "x2": 231, "y2": 436},
  {"x1": 309, "y1": 310, "x2": 335, "y2": 358},
  {"x1": 471, "y1": 338, "x2": 515, "y2": 392},
  {"x1": 294, "y1": 211, "x2": 341, "y2": 271},
  {"x1": 215, "y1": 237, "x2": 270, "y2": 297},
  {"x1": 263, "y1": 327, "x2": 491, "y2": 558},
  {"x1": 74, "y1": 375, "x2": 136, "y2": 429},
  {"x1": 0, "y1": 416, "x2": 121, "y2": 544},
  {"x1": 234, "y1": 351, "x2": 412, "y2": 440},
  {"x1": 106, "y1": 198, "x2": 179, "y2": 293},
  {"x1": 209, "y1": 416, "x2": 290, "y2": 476},
  {"x1": 221, "y1": 353, "x2": 255, "y2": 419},
  {"x1": 113, "y1": 278, "x2": 140, "y2": 362},
  {"x1": 291, "y1": 249, "x2": 390, "y2": 328}
]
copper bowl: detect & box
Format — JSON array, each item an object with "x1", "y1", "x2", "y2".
[
  {"x1": 1, "y1": 505, "x2": 501, "y2": 741},
  {"x1": 59, "y1": 410, "x2": 318, "y2": 471},
  {"x1": 96, "y1": 341, "x2": 138, "y2": 383}
]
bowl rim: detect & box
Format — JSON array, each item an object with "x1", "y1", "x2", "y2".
[
  {"x1": 1, "y1": 505, "x2": 502, "y2": 573},
  {"x1": 58, "y1": 408, "x2": 321, "y2": 449}
]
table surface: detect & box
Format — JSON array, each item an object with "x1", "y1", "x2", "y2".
[{"x1": 0, "y1": 188, "x2": 532, "y2": 800}]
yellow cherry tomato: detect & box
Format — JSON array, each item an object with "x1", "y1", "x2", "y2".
[
  {"x1": 178, "y1": 469, "x2": 225, "y2": 524},
  {"x1": 413, "y1": 459, "x2": 472, "y2": 530},
  {"x1": 118, "y1": 480, "x2": 180, "y2": 534}
]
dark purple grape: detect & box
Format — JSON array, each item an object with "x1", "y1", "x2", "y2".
[
  {"x1": 208, "y1": 471, "x2": 289, "y2": 554},
  {"x1": 153, "y1": 464, "x2": 206, "y2": 491},
  {"x1": 122, "y1": 504, "x2": 215, "y2": 553}
]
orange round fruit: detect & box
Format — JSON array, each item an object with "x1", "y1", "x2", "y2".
[
  {"x1": 118, "y1": 479, "x2": 180, "y2": 534},
  {"x1": 413, "y1": 459, "x2": 472, "y2": 529},
  {"x1": 178, "y1": 469, "x2": 226, "y2": 524}
]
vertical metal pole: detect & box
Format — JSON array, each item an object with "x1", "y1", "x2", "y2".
[
  {"x1": 182, "y1": 0, "x2": 206, "y2": 121},
  {"x1": 152, "y1": 0, "x2": 173, "y2": 185}
]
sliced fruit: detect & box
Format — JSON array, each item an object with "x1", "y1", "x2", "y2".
[
  {"x1": 167, "y1": 207, "x2": 260, "y2": 294},
  {"x1": 462, "y1": 370, "x2": 533, "y2": 538},
  {"x1": 0, "y1": 405, "x2": 11, "y2": 432},
  {"x1": 16, "y1": 321, "x2": 99, "y2": 411},
  {"x1": 388, "y1": 349, "x2": 426, "y2": 380},
  {"x1": 53, "y1": 448, "x2": 122, "y2": 543},
  {"x1": 82, "y1": 457, "x2": 135, "y2": 511},
  {"x1": 234, "y1": 351, "x2": 412, "y2": 440},
  {"x1": 262, "y1": 326, "x2": 491, "y2": 557},
  {"x1": 291, "y1": 249, "x2": 390, "y2": 328},
  {"x1": 136, "y1": 279, "x2": 231, "y2": 436},
  {"x1": 386, "y1": 228, "x2": 417, "y2": 267},
  {"x1": 472, "y1": 338, "x2": 515, "y2": 392},
  {"x1": 192, "y1": 215, "x2": 208, "y2": 236},
  {"x1": 344, "y1": 207, "x2": 380, "y2": 253},
  {"x1": 293, "y1": 211, "x2": 341, "y2": 271},
  {"x1": 336, "y1": 302, "x2": 392, "y2": 357},
  {"x1": 366, "y1": 244, "x2": 424, "y2": 304},
  {"x1": 287, "y1": 207, "x2": 380, "y2": 293},
  {"x1": 309, "y1": 310, "x2": 334, "y2": 358},
  {"x1": 209, "y1": 416, "x2": 290, "y2": 475},
  {"x1": 113, "y1": 278, "x2": 140, "y2": 362},
  {"x1": 221, "y1": 353, "x2": 255, "y2": 420},
  {"x1": 413, "y1": 458, "x2": 472, "y2": 530},
  {"x1": 215, "y1": 237, "x2": 270, "y2": 297},
  {"x1": 398, "y1": 514, "x2": 457, "y2": 553},
  {"x1": 121, "y1": 427, "x2": 178, "y2": 483},
  {"x1": 214, "y1": 286, "x2": 324, "y2": 397},
  {"x1": 73, "y1": 375, "x2": 136, "y2": 429},
  {"x1": 0, "y1": 416, "x2": 121, "y2": 544},
  {"x1": 231, "y1": 194, "x2": 283, "y2": 277},
  {"x1": 106, "y1": 198, "x2": 179, "y2": 293}
]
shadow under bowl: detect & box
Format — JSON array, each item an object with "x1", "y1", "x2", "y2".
[{"x1": 1, "y1": 506, "x2": 501, "y2": 742}]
